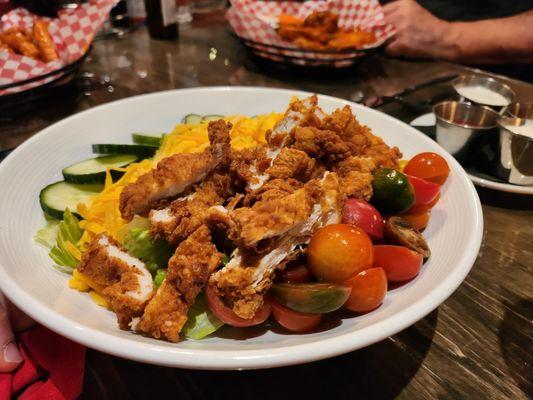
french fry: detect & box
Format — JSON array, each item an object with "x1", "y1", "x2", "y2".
[
  {"x1": 0, "y1": 39, "x2": 14, "y2": 54},
  {"x1": 32, "y1": 20, "x2": 58, "y2": 62},
  {"x1": 0, "y1": 30, "x2": 41, "y2": 59}
]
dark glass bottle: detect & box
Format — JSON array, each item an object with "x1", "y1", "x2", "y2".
[{"x1": 144, "y1": 0, "x2": 178, "y2": 40}]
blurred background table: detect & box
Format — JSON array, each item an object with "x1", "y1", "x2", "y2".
[{"x1": 1, "y1": 11, "x2": 532, "y2": 400}]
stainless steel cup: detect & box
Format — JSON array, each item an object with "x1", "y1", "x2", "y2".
[
  {"x1": 452, "y1": 75, "x2": 515, "y2": 113},
  {"x1": 433, "y1": 101, "x2": 500, "y2": 164},
  {"x1": 495, "y1": 118, "x2": 533, "y2": 185},
  {"x1": 506, "y1": 102, "x2": 533, "y2": 120}
]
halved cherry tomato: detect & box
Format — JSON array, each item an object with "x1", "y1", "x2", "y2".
[
  {"x1": 269, "y1": 299, "x2": 322, "y2": 332},
  {"x1": 205, "y1": 286, "x2": 271, "y2": 327},
  {"x1": 404, "y1": 152, "x2": 450, "y2": 185},
  {"x1": 401, "y1": 211, "x2": 430, "y2": 231},
  {"x1": 271, "y1": 283, "x2": 351, "y2": 314},
  {"x1": 344, "y1": 268, "x2": 387, "y2": 313},
  {"x1": 307, "y1": 224, "x2": 373, "y2": 283},
  {"x1": 278, "y1": 264, "x2": 311, "y2": 283},
  {"x1": 373, "y1": 245, "x2": 423, "y2": 282},
  {"x1": 407, "y1": 175, "x2": 440, "y2": 206},
  {"x1": 342, "y1": 198, "x2": 384, "y2": 240},
  {"x1": 409, "y1": 192, "x2": 441, "y2": 214}
]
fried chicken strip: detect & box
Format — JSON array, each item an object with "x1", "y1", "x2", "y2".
[
  {"x1": 77, "y1": 234, "x2": 154, "y2": 329},
  {"x1": 149, "y1": 173, "x2": 233, "y2": 245},
  {"x1": 120, "y1": 120, "x2": 231, "y2": 221},
  {"x1": 229, "y1": 182, "x2": 320, "y2": 251},
  {"x1": 136, "y1": 225, "x2": 221, "y2": 342},
  {"x1": 209, "y1": 172, "x2": 344, "y2": 319}
]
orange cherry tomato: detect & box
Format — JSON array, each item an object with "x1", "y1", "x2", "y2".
[
  {"x1": 373, "y1": 245, "x2": 423, "y2": 282},
  {"x1": 409, "y1": 192, "x2": 441, "y2": 214},
  {"x1": 401, "y1": 211, "x2": 431, "y2": 231},
  {"x1": 344, "y1": 268, "x2": 387, "y2": 313},
  {"x1": 307, "y1": 224, "x2": 373, "y2": 284},
  {"x1": 206, "y1": 286, "x2": 271, "y2": 328},
  {"x1": 269, "y1": 299, "x2": 322, "y2": 332},
  {"x1": 404, "y1": 152, "x2": 450, "y2": 185}
]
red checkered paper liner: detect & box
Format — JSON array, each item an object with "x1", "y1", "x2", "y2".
[
  {"x1": 227, "y1": 0, "x2": 395, "y2": 66},
  {"x1": 0, "y1": 0, "x2": 115, "y2": 95}
]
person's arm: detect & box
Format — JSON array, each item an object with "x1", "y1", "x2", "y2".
[{"x1": 384, "y1": 0, "x2": 533, "y2": 64}]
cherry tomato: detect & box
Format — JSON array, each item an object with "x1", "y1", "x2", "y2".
[
  {"x1": 404, "y1": 152, "x2": 450, "y2": 185},
  {"x1": 373, "y1": 245, "x2": 423, "y2": 282},
  {"x1": 269, "y1": 299, "x2": 322, "y2": 332},
  {"x1": 307, "y1": 224, "x2": 373, "y2": 284},
  {"x1": 408, "y1": 192, "x2": 441, "y2": 214},
  {"x1": 205, "y1": 286, "x2": 271, "y2": 327},
  {"x1": 407, "y1": 175, "x2": 440, "y2": 206},
  {"x1": 342, "y1": 198, "x2": 384, "y2": 240},
  {"x1": 278, "y1": 264, "x2": 311, "y2": 283},
  {"x1": 401, "y1": 211, "x2": 430, "y2": 231},
  {"x1": 344, "y1": 268, "x2": 387, "y2": 313}
]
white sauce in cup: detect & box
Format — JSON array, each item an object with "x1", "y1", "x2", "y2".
[{"x1": 456, "y1": 85, "x2": 510, "y2": 106}]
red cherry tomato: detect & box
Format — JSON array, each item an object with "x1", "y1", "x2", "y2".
[
  {"x1": 269, "y1": 299, "x2": 322, "y2": 332},
  {"x1": 278, "y1": 264, "x2": 311, "y2": 283},
  {"x1": 409, "y1": 193, "x2": 441, "y2": 214},
  {"x1": 205, "y1": 286, "x2": 271, "y2": 327},
  {"x1": 342, "y1": 198, "x2": 384, "y2": 240},
  {"x1": 307, "y1": 224, "x2": 374, "y2": 284},
  {"x1": 401, "y1": 211, "x2": 431, "y2": 231},
  {"x1": 404, "y1": 152, "x2": 450, "y2": 185},
  {"x1": 373, "y1": 245, "x2": 423, "y2": 282},
  {"x1": 407, "y1": 175, "x2": 440, "y2": 207},
  {"x1": 344, "y1": 268, "x2": 387, "y2": 313}
]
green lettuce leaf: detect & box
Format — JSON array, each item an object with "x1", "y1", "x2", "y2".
[
  {"x1": 153, "y1": 269, "x2": 167, "y2": 287},
  {"x1": 36, "y1": 208, "x2": 84, "y2": 272},
  {"x1": 123, "y1": 228, "x2": 173, "y2": 273},
  {"x1": 183, "y1": 293, "x2": 225, "y2": 340},
  {"x1": 34, "y1": 220, "x2": 59, "y2": 249}
]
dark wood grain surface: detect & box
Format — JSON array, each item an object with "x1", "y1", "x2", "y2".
[{"x1": 1, "y1": 11, "x2": 532, "y2": 400}]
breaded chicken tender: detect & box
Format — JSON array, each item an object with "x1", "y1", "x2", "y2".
[
  {"x1": 265, "y1": 148, "x2": 316, "y2": 181},
  {"x1": 229, "y1": 184, "x2": 320, "y2": 251},
  {"x1": 120, "y1": 120, "x2": 231, "y2": 220},
  {"x1": 77, "y1": 235, "x2": 154, "y2": 329},
  {"x1": 210, "y1": 173, "x2": 343, "y2": 319},
  {"x1": 137, "y1": 226, "x2": 221, "y2": 342},
  {"x1": 149, "y1": 173, "x2": 233, "y2": 245}
]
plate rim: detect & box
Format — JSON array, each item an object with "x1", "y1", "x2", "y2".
[
  {"x1": 410, "y1": 112, "x2": 533, "y2": 195},
  {"x1": 0, "y1": 86, "x2": 484, "y2": 369}
]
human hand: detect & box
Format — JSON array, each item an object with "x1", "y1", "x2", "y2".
[
  {"x1": 383, "y1": 0, "x2": 459, "y2": 60},
  {"x1": 0, "y1": 296, "x2": 34, "y2": 372}
]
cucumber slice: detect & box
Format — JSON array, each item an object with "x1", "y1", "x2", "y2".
[
  {"x1": 132, "y1": 133, "x2": 164, "y2": 147},
  {"x1": 39, "y1": 181, "x2": 103, "y2": 219},
  {"x1": 201, "y1": 114, "x2": 224, "y2": 123},
  {"x1": 181, "y1": 114, "x2": 203, "y2": 124},
  {"x1": 62, "y1": 154, "x2": 138, "y2": 184},
  {"x1": 92, "y1": 144, "x2": 157, "y2": 158}
]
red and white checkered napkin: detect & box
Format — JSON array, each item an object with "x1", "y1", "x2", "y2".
[
  {"x1": 227, "y1": 0, "x2": 395, "y2": 66},
  {"x1": 0, "y1": 0, "x2": 115, "y2": 95}
]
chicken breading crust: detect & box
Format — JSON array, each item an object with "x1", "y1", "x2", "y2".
[
  {"x1": 77, "y1": 234, "x2": 154, "y2": 329},
  {"x1": 137, "y1": 225, "x2": 221, "y2": 342},
  {"x1": 119, "y1": 120, "x2": 232, "y2": 221}
]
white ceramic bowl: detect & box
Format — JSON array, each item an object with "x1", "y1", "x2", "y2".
[{"x1": 0, "y1": 87, "x2": 483, "y2": 370}]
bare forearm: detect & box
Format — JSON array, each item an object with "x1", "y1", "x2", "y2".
[{"x1": 445, "y1": 11, "x2": 533, "y2": 64}]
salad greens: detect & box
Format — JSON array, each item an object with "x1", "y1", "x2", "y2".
[
  {"x1": 34, "y1": 209, "x2": 84, "y2": 272},
  {"x1": 183, "y1": 293, "x2": 225, "y2": 340},
  {"x1": 153, "y1": 269, "x2": 167, "y2": 287},
  {"x1": 124, "y1": 228, "x2": 173, "y2": 274}
]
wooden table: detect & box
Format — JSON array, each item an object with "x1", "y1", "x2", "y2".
[{"x1": 2, "y1": 13, "x2": 532, "y2": 400}]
